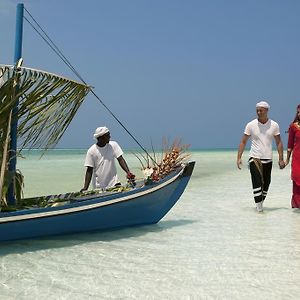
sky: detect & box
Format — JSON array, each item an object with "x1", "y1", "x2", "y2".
[{"x1": 1, "y1": 0, "x2": 300, "y2": 150}]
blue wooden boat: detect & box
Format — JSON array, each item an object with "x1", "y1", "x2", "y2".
[
  {"x1": 0, "y1": 161, "x2": 194, "y2": 242},
  {"x1": 0, "y1": 3, "x2": 195, "y2": 241}
]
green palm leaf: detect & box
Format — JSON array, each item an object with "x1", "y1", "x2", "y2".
[{"x1": 0, "y1": 64, "x2": 90, "y2": 207}]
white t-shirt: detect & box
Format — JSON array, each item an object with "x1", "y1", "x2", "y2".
[
  {"x1": 244, "y1": 119, "x2": 280, "y2": 159},
  {"x1": 84, "y1": 141, "x2": 123, "y2": 189}
]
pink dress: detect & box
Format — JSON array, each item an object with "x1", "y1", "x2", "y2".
[{"x1": 288, "y1": 123, "x2": 300, "y2": 208}]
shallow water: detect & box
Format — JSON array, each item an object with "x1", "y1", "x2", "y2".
[{"x1": 1, "y1": 150, "x2": 299, "y2": 299}]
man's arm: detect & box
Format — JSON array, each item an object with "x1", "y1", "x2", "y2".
[
  {"x1": 237, "y1": 134, "x2": 250, "y2": 169},
  {"x1": 274, "y1": 134, "x2": 285, "y2": 169},
  {"x1": 117, "y1": 156, "x2": 130, "y2": 173},
  {"x1": 117, "y1": 156, "x2": 135, "y2": 180},
  {"x1": 81, "y1": 166, "x2": 93, "y2": 192}
]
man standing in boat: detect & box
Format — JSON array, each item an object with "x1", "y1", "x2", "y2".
[
  {"x1": 237, "y1": 101, "x2": 285, "y2": 212},
  {"x1": 81, "y1": 126, "x2": 135, "y2": 191}
]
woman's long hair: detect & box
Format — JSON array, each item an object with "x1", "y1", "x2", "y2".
[{"x1": 293, "y1": 104, "x2": 300, "y2": 123}]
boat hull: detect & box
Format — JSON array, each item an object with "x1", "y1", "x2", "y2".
[{"x1": 0, "y1": 162, "x2": 195, "y2": 241}]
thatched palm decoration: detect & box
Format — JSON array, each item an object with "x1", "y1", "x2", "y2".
[{"x1": 0, "y1": 65, "x2": 90, "y2": 206}]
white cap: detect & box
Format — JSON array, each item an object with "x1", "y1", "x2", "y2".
[
  {"x1": 256, "y1": 101, "x2": 270, "y2": 109},
  {"x1": 93, "y1": 126, "x2": 109, "y2": 139}
]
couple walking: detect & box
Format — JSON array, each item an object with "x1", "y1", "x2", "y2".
[{"x1": 237, "y1": 101, "x2": 300, "y2": 212}]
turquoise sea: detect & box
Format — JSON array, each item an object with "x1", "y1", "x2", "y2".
[{"x1": 0, "y1": 149, "x2": 300, "y2": 299}]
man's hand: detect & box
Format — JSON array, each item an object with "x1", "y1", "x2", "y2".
[
  {"x1": 237, "y1": 158, "x2": 242, "y2": 170},
  {"x1": 127, "y1": 172, "x2": 136, "y2": 187},
  {"x1": 278, "y1": 160, "x2": 285, "y2": 169},
  {"x1": 127, "y1": 172, "x2": 135, "y2": 180}
]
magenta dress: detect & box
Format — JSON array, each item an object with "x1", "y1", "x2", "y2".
[{"x1": 288, "y1": 123, "x2": 300, "y2": 208}]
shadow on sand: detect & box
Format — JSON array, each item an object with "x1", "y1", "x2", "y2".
[
  {"x1": 243, "y1": 206, "x2": 290, "y2": 212},
  {"x1": 262, "y1": 207, "x2": 290, "y2": 212},
  {"x1": 0, "y1": 219, "x2": 195, "y2": 255}
]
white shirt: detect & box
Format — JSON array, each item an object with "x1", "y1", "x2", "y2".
[
  {"x1": 244, "y1": 119, "x2": 280, "y2": 159},
  {"x1": 84, "y1": 141, "x2": 123, "y2": 189}
]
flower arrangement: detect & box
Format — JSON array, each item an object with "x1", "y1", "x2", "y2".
[{"x1": 136, "y1": 138, "x2": 191, "y2": 185}]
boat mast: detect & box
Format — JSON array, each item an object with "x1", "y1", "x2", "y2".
[{"x1": 8, "y1": 3, "x2": 24, "y2": 205}]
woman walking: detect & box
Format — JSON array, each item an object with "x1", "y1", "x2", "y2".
[{"x1": 286, "y1": 105, "x2": 300, "y2": 208}]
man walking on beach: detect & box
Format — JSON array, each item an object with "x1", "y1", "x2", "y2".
[
  {"x1": 81, "y1": 126, "x2": 135, "y2": 192},
  {"x1": 237, "y1": 101, "x2": 285, "y2": 212}
]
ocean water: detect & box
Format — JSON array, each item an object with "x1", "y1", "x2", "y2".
[{"x1": 1, "y1": 149, "x2": 300, "y2": 299}]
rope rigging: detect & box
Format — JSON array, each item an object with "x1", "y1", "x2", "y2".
[{"x1": 23, "y1": 7, "x2": 157, "y2": 165}]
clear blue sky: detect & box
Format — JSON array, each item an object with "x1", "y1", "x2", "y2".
[{"x1": 1, "y1": 0, "x2": 299, "y2": 150}]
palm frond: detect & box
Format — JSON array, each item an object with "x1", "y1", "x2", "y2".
[{"x1": 0, "y1": 64, "x2": 90, "y2": 206}]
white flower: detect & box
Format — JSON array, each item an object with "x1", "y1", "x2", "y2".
[{"x1": 143, "y1": 167, "x2": 153, "y2": 179}]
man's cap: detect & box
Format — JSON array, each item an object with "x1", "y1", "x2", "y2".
[
  {"x1": 256, "y1": 101, "x2": 270, "y2": 109},
  {"x1": 93, "y1": 126, "x2": 109, "y2": 139}
]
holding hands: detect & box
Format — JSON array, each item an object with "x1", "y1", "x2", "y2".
[
  {"x1": 285, "y1": 158, "x2": 290, "y2": 167},
  {"x1": 278, "y1": 160, "x2": 285, "y2": 169}
]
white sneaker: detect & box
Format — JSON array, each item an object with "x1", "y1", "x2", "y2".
[{"x1": 256, "y1": 201, "x2": 263, "y2": 212}]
